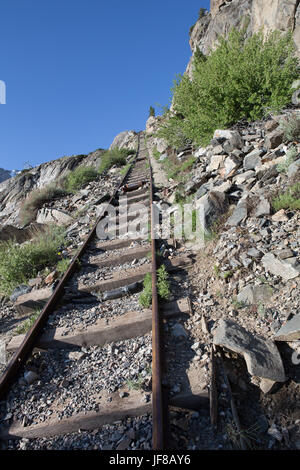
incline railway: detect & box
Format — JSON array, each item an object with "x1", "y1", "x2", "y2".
[{"x1": 0, "y1": 133, "x2": 210, "y2": 450}]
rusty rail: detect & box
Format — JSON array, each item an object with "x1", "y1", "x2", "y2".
[
  {"x1": 147, "y1": 144, "x2": 166, "y2": 450},
  {"x1": 0, "y1": 135, "x2": 141, "y2": 401}
]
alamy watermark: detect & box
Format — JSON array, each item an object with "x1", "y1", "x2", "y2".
[
  {"x1": 0, "y1": 80, "x2": 6, "y2": 104},
  {"x1": 95, "y1": 197, "x2": 207, "y2": 246}
]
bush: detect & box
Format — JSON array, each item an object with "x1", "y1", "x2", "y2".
[
  {"x1": 65, "y1": 166, "x2": 98, "y2": 192},
  {"x1": 20, "y1": 183, "x2": 69, "y2": 226},
  {"x1": 139, "y1": 272, "x2": 152, "y2": 308},
  {"x1": 98, "y1": 148, "x2": 131, "y2": 174},
  {"x1": 277, "y1": 146, "x2": 298, "y2": 173},
  {"x1": 159, "y1": 28, "x2": 299, "y2": 147},
  {"x1": 0, "y1": 226, "x2": 67, "y2": 295},
  {"x1": 139, "y1": 265, "x2": 170, "y2": 308},
  {"x1": 272, "y1": 182, "x2": 300, "y2": 211},
  {"x1": 279, "y1": 114, "x2": 300, "y2": 142}
]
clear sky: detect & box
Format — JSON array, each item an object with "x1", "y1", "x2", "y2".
[{"x1": 0, "y1": 0, "x2": 210, "y2": 170}]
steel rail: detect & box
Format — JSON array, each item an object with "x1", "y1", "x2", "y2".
[
  {"x1": 147, "y1": 142, "x2": 166, "y2": 450},
  {"x1": 0, "y1": 134, "x2": 142, "y2": 401}
]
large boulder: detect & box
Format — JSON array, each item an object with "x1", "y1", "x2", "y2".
[{"x1": 109, "y1": 131, "x2": 137, "y2": 150}]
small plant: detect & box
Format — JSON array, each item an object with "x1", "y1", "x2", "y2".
[
  {"x1": 98, "y1": 148, "x2": 129, "y2": 174},
  {"x1": 157, "y1": 264, "x2": 170, "y2": 301},
  {"x1": 153, "y1": 147, "x2": 161, "y2": 161},
  {"x1": 277, "y1": 146, "x2": 298, "y2": 173},
  {"x1": 280, "y1": 114, "x2": 300, "y2": 142},
  {"x1": 139, "y1": 272, "x2": 153, "y2": 308},
  {"x1": 232, "y1": 298, "x2": 245, "y2": 310},
  {"x1": 65, "y1": 166, "x2": 98, "y2": 192},
  {"x1": 0, "y1": 226, "x2": 67, "y2": 295},
  {"x1": 272, "y1": 182, "x2": 300, "y2": 211},
  {"x1": 149, "y1": 106, "x2": 155, "y2": 117},
  {"x1": 120, "y1": 163, "x2": 131, "y2": 176},
  {"x1": 20, "y1": 183, "x2": 68, "y2": 226},
  {"x1": 15, "y1": 309, "x2": 41, "y2": 335},
  {"x1": 213, "y1": 265, "x2": 220, "y2": 277},
  {"x1": 56, "y1": 258, "x2": 70, "y2": 276}
]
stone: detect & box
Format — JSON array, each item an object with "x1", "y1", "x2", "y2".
[
  {"x1": 10, "y1": 285, "x2": 32, "y2": 303},
  {"x1": 265, "y1": 120, "x2": 279, "y2": 132},
  {"x1": 261, "y1": 253, "x2": 300, "y2": 281},
  {"x1": 196, "y1": 191, "x2": 228, "y2": 228},
  {"x1": 274, "y1": 313, "x2": 300, "y2": 341},
  {"x1": 243, "y1": 149, "x2": 263, "y2": 171},
  {"x1": 213, "y1": 319, "x2": 286, "y2": 382},
  {"x1": 211, "y1": 145, "x2": 224, "y2": 155},
  {"x1": 254, "y1": 196, "x2": 271, "y2": 217},
  {"x1": 45, "y1": 270, "x2": 58, "y2": 285},
  {"x1": 235, "y1": 170, "x2": 255, "y2": 185},
  {"x1": 213, "y1": 129, "x2": 243, "y2": 149},
  {"x1": 36, "y1": 208, "x2": 74, "y2": 226},
  {"x1": 260, "y1": 378, "x2": 277, "y2": 394},
  {"x1": 224, "y1": 155, "x2": 241, "y2": 175},
  {"x1": 24, "y1": 371, "x2": 39, "y2": 385},
  {"x1": 226, "y1": 201, "x2": 248, "y2": 227},
  {"x1": 207, "y1": 155, "x2": 225, "y2": 171},
  {"x1": 268, "y1": 424, "x2": 283, "y2": 442},
  {"x1": 237, "y1": 284, "x2": 274, "y2": 305},
  {"x1": 272, "y1": 209, "x2": 288, "y2": 223},
  {"x1": 265, "y1": 130, "x2": 284, "y2": 151},
  {"x1": 194, "y1": 147, "x2": 206, "y2": 159},
  {"x1": 288, "y1": 159, "x2": 300, "y2": 179},
  {"x1": 171, "y1": 324, "x2": 188, "y2": 339},
  {"x1": 68, "y1": 351, "x2": 85, "y2": 360}
]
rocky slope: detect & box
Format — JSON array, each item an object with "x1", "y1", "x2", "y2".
[
  {"x1": 187, "y1": 0, "x2": 300, "y2": 76},
  {"x1": 0, "y1": 169, "x2": 14, "y2": 184}
]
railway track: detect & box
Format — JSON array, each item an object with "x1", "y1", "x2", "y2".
[{"x1": 0, "y1": 134, "x2": 209, "y2": 450}]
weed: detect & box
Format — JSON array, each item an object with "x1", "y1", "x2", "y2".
[
  {"x1": 15, "y1": 309, "x2": 41, "y2": 335},
  {"x1": 279, "y1": 113, "x2": 300, "y2": 142},
  {"x1": 65, "y1": 166, "x2": 98, "y2": 192},
  {"x1": 277, "y1": 146, "x2": 298, "y2": 173},
  {"x1": 272, "y1": 182, "x2": 300, "y2": 211}
]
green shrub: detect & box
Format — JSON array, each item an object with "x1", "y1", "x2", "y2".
[
  {"x1": 65, "y1": 166, "x2": 98, "y2": 192},
  {"x1": 157, "y1": 265, "x2": 170, "y2": 301},
  {"x1": 277, "y1": 146, "x2": 298, "y2": 173},
  {"x1": 20, "y1": 183, "x2": 69, "y2": 226},
  {"x1": 272, "y1": 182, "x2": 300, "y2": 211},
  {"x1": 98, "y1": 148, "x2": 130, "y2": 174},
  {"x1": 0, "y1": 226, "x2": 67, "y2": 295},
  {"x1": 139, "y1": 272, "x2": 152, "y2": 308},
  {"x1": 56, "y1": 258, "x2": 71, "y2": 276},
  {"x1": 153, "y1": 147, "x2": 161, "y2": 161},
  {"x1": 279, "y1": 114, "x2": 300, "y2": 142},
  {"x1": 158, "y1": 28, "x2": 299, "y2": 147}
]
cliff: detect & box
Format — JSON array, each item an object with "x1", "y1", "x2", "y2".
[{"x1": 187, "y1": 0, "x2": 300, "y2": 76}]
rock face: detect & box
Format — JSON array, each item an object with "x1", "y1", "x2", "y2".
[
  {"x1": 187, "y1": 0, "x2": 300, "y2": 76},
  {"x1": 0, "y1": 168, "x2": 12, "y2": 184},
  {"x1": 109, "y1": 131, "x2": 138, "y2": 150},
  {"x1": 0, "y1": 150, "x2": 105, "y2": 227}
]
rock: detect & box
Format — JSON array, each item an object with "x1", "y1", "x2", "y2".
[
  {"x1": 68, "y1": 351, "x2": 85, "y2": 361},
  {"x1": 213, "y1": 129, "x2": 243, "y2": 149},
  {"x1": 254, "y1": 196, "x2": 271, "y2": 217},
  {"x1": 194, "y1": 147, "x2": 207, "y2": 159},
  {"x1": 226, "y1": 200, "x2": 248, "y2": 227},
  {"x1": 207, "y1": 155, "x2": 225, "y2": 171},
  {"x1": 272, "y1": 209, "x2": 288, "y2": 223},
  {"x1": 261, "y1": 253, "x2": 300, "y2": 281},
  {"x1": 243, "y1": 149, "x2": 263, "y2": 171},
  {"x1": 265, "y1": 130, "x2": 284, "y2": 151},
  {"x1": 201, "y1": 316, "x2": 209, "y2": 335},
  {"x1": 171, "y1": 324, "x2": 188, "y2": 339},
  {"x1": 24, "y1": 371, "x2": 39, "y2": 385},
  {"x1": 224, "y1": 155, "x2": 242, "y2": 175},
  {"x1": 288, "y1": 159, "x2": 300, "y2": 179},
  {"x1": 260, "y1": 378, "x2": 277, "y2": 394},
  {"x1": 196, "y1": 191, "x2": 228, "y2": 228},
  {"x1": 36, "y1": 208, "x2": 74, "y2": 226},
  {"x1": 213, "y1": 319, "x2": 286, "y2": 382},
  {"x1": 45, "y1": 270, "x2": 58, "y2": 285},
  {"x1": 235, "y1": 170, "x2": 255, "y2": 184},
  {"x1": 274, "y1": 313, "x2": 300, "y2": 341},
  {"x1": 211, "y1": 145, "x2": 224, "y2": 155},
  {"x1": 116, "y1": 438, "x2": 131, "y2": 451},
  {"x1": 10, "y1": 285, "x2": 32, "y2": 303},
  {"x1": 110, "y1": 130, "x2": 137, "y2": 150},
  {"x1": 237, "y1": 284, "x2": 274, "y2": 305},
  {"x1": 268, "y1": 424, "x2": 283, "y2": 442},
  {"x1": 265, "y1": 120, "x2": 279, "y2": 132}
]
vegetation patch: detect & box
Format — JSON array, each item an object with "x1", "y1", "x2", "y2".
[
  {"x1": 98, "y1": 148, "x2": 135, "y2": 174},
  {"x1": 20, "y1": 183, "x2": 68, "y2": 226},
  {"x1": 65, "y1": 166, "x2": 98, "y2": 192},
  {"x1": 277, "y1": 146, "x2": 298, "y2": 174},
  {"x1": 280, "y1": 114, "x2": 300, "y2": 142},
  {"x1": 272, "y1": 182, "x2": 300, "y2": 211},
  {"x1": 0, "y1": 226, "x2": 67, "y2": 295},
  {"x1": 158, "y1": 28, "x2": 299, "y2": 148},
  {"x1": 139, "y1": 265, "x2": 171, "y2": 308}
]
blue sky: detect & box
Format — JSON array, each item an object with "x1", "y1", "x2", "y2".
[{"x1": 0, "y1": 0, "x2": 210, "y2": 170}]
